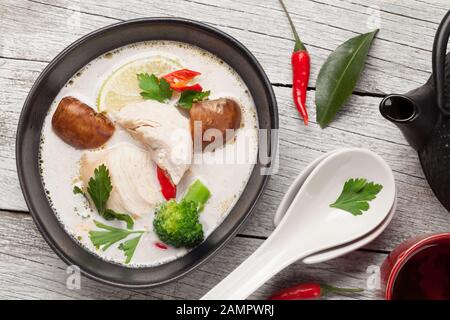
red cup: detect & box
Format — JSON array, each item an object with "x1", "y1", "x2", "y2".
[{"x1": 381, "y1": 233, "x2": 450, "y2": 300}]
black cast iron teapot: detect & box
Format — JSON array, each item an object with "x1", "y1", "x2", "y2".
[{"x1": 380, "y1": 10, "x2": 450, "y2": 211}]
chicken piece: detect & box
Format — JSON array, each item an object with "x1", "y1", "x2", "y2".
[
  {"x1": 116, "y1": 101, "x2": 192, "y2": 185},
  {"x1": 80, "y1": 143, "x2": 163, "y2": 218}
]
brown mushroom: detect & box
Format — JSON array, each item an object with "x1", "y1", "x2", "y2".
[
  {"x1": 52, "y1": 96, "x2": 115, "y2": 149},
  {"x1": 189, "y1": 98, "x2": 241, "y2": 151}
]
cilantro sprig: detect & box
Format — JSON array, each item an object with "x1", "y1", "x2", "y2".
[
  {"x1": 89, "y1": 220, "x2": 144, "y2": 263},
  {"x1": 137, "y1": 72, "x2": 210, "y2": 108},
  {"x1": 86, "y1": 165, "x2": 134, "y2": 229},
  {"x1": 177, "y1": 90, "x2": 210, "y2": 109},
  {"x1": 119, "y1": 234, "x2": 143, "y2": 264},
  {"x1": 138, "y1": 73, "x2": 173, "y2": 103},
  {"x1": 330, "y1": 178, "x2": 383, "y2": 216}
]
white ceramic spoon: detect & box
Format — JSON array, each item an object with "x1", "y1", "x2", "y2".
[
  {"x1": 303, "y1": 195, "x2": 396, "y2": 264},
  {"x1": 273, "y1": 149, "x2": 397, "y2": 264},
  {"x1": 202, "y1": 148, "x2": 395, "y2": 300},
  {"x1": 273, "y1": 150, "x2": 339, "y2": 227}
]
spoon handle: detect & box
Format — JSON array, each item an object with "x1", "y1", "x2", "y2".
[
  {"x1": 201, "y1": 232, "x2": 312, "y2": 300},
  {"x1": 201, "y1": 247, "x2": 287, "y2": 299}
]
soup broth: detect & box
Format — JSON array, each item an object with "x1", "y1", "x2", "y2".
[{"x1": 39, "y1": 41, "x2": 258, "y2": 267}]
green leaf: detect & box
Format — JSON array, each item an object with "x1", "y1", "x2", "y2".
[
  {"x1": 86, "y1": 164, "x2": 134, "y2": 228},
  {"x1": 138, "y1": 73, "x2": 173, "y2": 103},
  {"x1": 137, "y1": 73, "x2": 159, "y2": 92},
  {"x1": 159, "y1": 77, "x2": 173, "y2": 100},
  {"x1": 89, "y1": 220, "x2": 143, "y2": 254},
  {"x1": 330, "y1": 178, "x2": 383, "y2": 216},
  {"x1": 73, "y1": 185, "x2": 84, "y2": 196},
  {"x1": 177, "y1": 90, "x2": 210, "y2": 109},
  {"x1": 119, "y1": 234, "x2": 143, "y2": 264},
  {"x1": 103, "y1": 209, "x2": 134, "y2": 229},
  {"x1": 316, "y1": 30, "x2": 378, "y2": 128},
  {"x1": 87, "y1": 164, "x2": 112, "y2": 215}
]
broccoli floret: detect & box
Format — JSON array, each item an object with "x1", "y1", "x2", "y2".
[
  {"x1": 153, "y1": 179, "x2": 210, "y2": 248},
  {"x1": 153, "y1": 199, "x2": 204, "y2": 248}
]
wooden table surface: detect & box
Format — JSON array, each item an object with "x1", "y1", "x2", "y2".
[{"x1": 1, "y1": 0, "x2": 449, "y2": 300}]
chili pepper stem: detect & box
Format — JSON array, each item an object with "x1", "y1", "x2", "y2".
[
  {"x1": 278, "y1": 0, "x2": 306, "y2": 52},
  {"x1": 320, "y1": 284, "x2": 364, "y2": 296},
  {"x1": 268, "y1": 282, "x2": 363, "y2": 300}
]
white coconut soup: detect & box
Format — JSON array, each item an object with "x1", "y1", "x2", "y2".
[{"x1": 39, "y1": 41, "x2": 258, "y2": 267}]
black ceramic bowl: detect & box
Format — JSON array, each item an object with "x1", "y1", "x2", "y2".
[{"x1": 16, "y1": 18, "x2": 278, "y2": 288}]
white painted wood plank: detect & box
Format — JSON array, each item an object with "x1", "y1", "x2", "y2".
[
  {"x1": 1, "y1": 0, "x2": 449, "y2": 300},
  {"x1": 0, "y1": 58, "x2": 43, "y2": 211},
  {"x1": 1, "y1": 0, "x2": 446, "y2": 94},
  {"x1": 0, "y1": 211, "x2": 383, "y2": 300},
  {"x1": 2, "y1": 57, "x2": 450, "y2": 253}
]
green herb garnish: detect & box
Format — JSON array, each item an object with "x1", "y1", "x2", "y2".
[
  {"x1": 330, "y1": 178, "x2": 383, "y2": 216},
  {"x1": 138, "y1": 73, "x2": 173, "y2": 103},
  {"x1": 89, "y1": 220, "x2": 144, "y2": 263},
  {"x1": 73, "y1": 185, "x2": 85, "y2": 196},
  {"x1": 177, "y1": 90, "x2": 210, "y2": 109},
  {"x1": 73, "y1": 185, "x2": 92, "y2": 207},
  {"x1": 103, "y1": 209, "x2": 134, "y2": 230},
  {"x1": 87, "y1": 165, "x2": 111, "y2": 214},
  {"x1": 87, "y1": 164, "x2": 134, "y2": 229},
  {"x1": 119, "y1": 234, "x2": 143, "y2": 264}
]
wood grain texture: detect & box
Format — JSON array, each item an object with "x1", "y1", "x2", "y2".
[
  {"x1": 0, "y1": 210, "x2": 383, "y2": 300},
  {"x1": 0, "y1": 0, "x2": 447, "y2": 94},
  {"x1": 1, "y1": 0, "x2": 449, "y2": 300}
]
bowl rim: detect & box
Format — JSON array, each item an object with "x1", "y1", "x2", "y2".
[{"x1": 15, "y1": 17, "x2": 278, "y2": 288}]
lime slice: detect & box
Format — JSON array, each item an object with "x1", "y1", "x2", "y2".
[{"x1": 97, "y1": 56, "x2": 182, "y2": 112}]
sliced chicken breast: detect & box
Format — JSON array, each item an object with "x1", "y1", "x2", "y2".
[
  {"x1": 116, "y1": 101, "x2": 192, "y2": 185},
  {"x1": 80, "y1": 143, "x2": 163, "y2": 218}
]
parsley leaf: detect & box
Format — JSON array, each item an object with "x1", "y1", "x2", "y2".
[
  {"x1": 119, "y1": 234, "x2": 143, "y2": 264},
  {"x1": 87, "y1": 164, "x2": 111, "y2": 215},
  {"x1": 87, "y1": 164, "x2": 134, "y2": 228},
  {"x1": 89, "y1": 220, "x2": 144, "y2": 263},
  {"x1": 138, "y1": 73, "x2": 173, "y2": 103},
  {"x1": 330, "y1": 178, "x2": 383, "y2": 216},
  {"x1": 73, "y1": 185, "x2": 85, "y2": 196},
  {"x1": 177, "y1": 90, "x2": 210, "y2": 109}
]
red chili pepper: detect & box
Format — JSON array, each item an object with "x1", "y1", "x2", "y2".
[
  {"x1": 279, "y1": 0, "x2": 310, "y2": 125},
  {"x1": 155, "y1": 242, "x2": 168, "y2": 250},
  {"x1": 156, "y1": 166, "x2": 176, "y2": 200},
  {"x1": 162, "y1": 69, "x2": 202, "y2": 91},
  {"x1": 175, "y1": 83, "x2": 203, "y2": 92},
  {"x1": 268, "y1": 282, "x2": 363, "y2": 300},
  {"x1": 163, "y1": 69, "x2": 201, "y2": 82}
]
